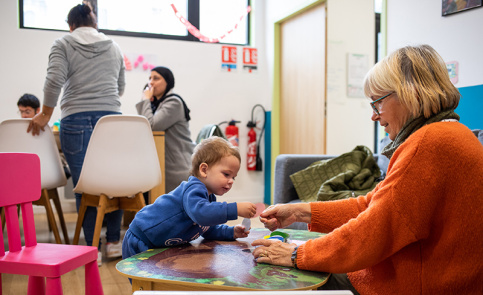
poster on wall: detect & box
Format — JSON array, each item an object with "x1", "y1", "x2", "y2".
[
  {"x1": 347, "y1": 53, "x2": 369, "y2": 98},
  {"x1": 442, "y1": 0, "x2": 482, "y2": 16},
  {"x1": 221, "y1": 45, "x2": 237, "y2": 72},
  {"x1": 243, "y1": 47, "x2": 258, "y2": 73}
]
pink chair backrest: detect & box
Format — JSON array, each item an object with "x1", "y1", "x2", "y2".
[
  {"x1": 0, "y1": 153, "x2": 41, "y2": 206},
  {"x1": 0, "y1": 153, "x2": 41, "y2": 254}
]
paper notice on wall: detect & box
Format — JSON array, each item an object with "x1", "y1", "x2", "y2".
[
  {"x1": 347, "y1": 53, "x2": 369, "y2": 98},
  {"x1": 243, "y1": 47, "x2": 258, "y2": 73},
  {"x1": 221, "y1": 46, "x2": 237, "y2": 72},
  {"x1": 446, "y1": 61, "x2": 458, "y2": 84}
]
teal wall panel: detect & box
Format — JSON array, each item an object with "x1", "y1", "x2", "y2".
[{"x1": 456, "y1": 84, "x2": 483, "y2": 130}]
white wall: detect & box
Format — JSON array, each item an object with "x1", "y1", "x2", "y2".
[
  {"x1": 387, "y1": 0, "x2": 483, "y2": 88},
  {"x1": 326, "y1": 0, "x2": 375, "y2": 154},
  {"x1": 0, "y1": 1, "x2": 270, "y2": 207}
]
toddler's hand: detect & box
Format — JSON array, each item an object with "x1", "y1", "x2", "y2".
[
  {"x1": 234, "y1": 224, "x2": 249, "y2": 239},
  {"x1": 237, "y1": 202, "x2": 257, "y2": 218}
]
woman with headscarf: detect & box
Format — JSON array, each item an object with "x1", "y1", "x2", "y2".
[
  {"x1": 136, "y1": 67, "x2": 195, "y2": 194},
  {"x1": 250, "y1": 44, "x2": 483, "y2": 294}
]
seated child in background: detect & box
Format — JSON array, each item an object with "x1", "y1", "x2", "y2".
[
  {"x1": 17, "y1": 93, "x2": 40, "y2": 118},
  {"x1": 122, "y1": 136, "x2": 256, "y2": 259},
  {"x1": 17, "y1": 93, "x2": 71, "y2": 179}
]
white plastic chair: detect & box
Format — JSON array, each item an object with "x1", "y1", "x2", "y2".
[
  {"x1": 72, "y1": 115, "x2": 162, "y2": 249},
  {"x1": 0, "y1": 118, "x2": 70, "y2": 244}
]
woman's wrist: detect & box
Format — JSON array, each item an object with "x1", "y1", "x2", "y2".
[
  {"x1": 41, "y1": 106, "x2": 54, "y2": 116},
  {"x1": 294, "y1": 203, "x2": 312, "y2": 223}
]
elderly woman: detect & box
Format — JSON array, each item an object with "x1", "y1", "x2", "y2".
[{"x1": 253, "y1": 44, "x2": 483, "y2": 294}]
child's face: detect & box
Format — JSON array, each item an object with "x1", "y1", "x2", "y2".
[
  {"x1": 18, "y1": 105, "x2": 38, "y2": 118},
  {"x1": 199, "y1": 155, "x2": 240, "y2": 196}
]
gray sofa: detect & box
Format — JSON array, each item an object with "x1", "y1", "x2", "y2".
[
  {"x1": 273, "y1": 129, "x2": 483, "y2": 230},
  {"x1": 273, "y1": 153, "x2": 385, "y2": 229}
]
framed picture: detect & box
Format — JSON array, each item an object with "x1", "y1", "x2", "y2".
[{"x1": 442, "y1": 0, "x2": 482, "y2": 16}]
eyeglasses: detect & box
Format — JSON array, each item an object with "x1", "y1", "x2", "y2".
[{"x1": 370, "y1": 92, "x2": 393, "y2": 115}]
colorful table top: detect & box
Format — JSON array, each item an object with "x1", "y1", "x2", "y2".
[{"x1": 116, "y1": 228, "x2": 329, "y2": 291}]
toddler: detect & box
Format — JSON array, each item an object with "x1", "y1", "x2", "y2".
[{"x1": 122, "y1": 136, "x2": 256, "y2": 259}]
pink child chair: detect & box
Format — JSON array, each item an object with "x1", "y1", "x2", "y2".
[{"x1": 0, "y1": 153, "x2": 103, "y2": 295}]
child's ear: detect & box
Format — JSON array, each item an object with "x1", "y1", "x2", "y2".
[{"x1": 199, "y1": 163, "x2": 208, "y2": 177}]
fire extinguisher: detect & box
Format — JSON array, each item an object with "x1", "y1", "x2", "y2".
[
  {"x1": 246, "y1": 121, "x2": 257, "y2": 171},
  {"x1": 225, "y1": 120, "x2": 240, "y2": 147}
]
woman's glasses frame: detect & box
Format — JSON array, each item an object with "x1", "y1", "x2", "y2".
[{"x1": 370, "y1": 92, "x2": 393, "y2": 115}]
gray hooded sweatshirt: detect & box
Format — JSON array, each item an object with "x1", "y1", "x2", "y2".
[{"x1": 43, "y1": 27, "x2": 125, "y2": 118}]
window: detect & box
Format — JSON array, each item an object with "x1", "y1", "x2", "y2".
[
  {"x1": 199, "y1": 0, "x2": 249, "y2": 45},
  {"x1": 19, "y1": 0, "x2": 250, "y2": 45}
]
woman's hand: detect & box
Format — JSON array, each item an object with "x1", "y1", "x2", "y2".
[
  {"x1": 27, "y1": 106, "x2": 53, "y2": 136},
  {"x1": 143, "y1": 86, "x2": 154, "y2": 101},
  {"x1": 237, "y1": 202, "x2": 257, "y2": 218},
  {"x1": 233, "y1": 224, "x2": 249, "y2": 239},
  {"x1": 259, "y1": 203, "x2": 311, "y2": 231},
  {"x1": 252, "y1": 238, "x2": 297, "y2": 267}
]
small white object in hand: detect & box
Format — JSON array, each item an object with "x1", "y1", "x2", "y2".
[{"x1": 242, "y1": 218, "x2": 251, "y2": 233}]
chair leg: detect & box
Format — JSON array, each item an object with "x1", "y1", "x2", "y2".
[
  {"x1": 119, "y1": 192, "x2": 146, "y2": 212},
  {"x1": 49, "y1": 188, "x2": 70, "y2": 244},
  {"x1": 91, "y1": 195, "x2": 108, "y2": 249},
  {"x1": 1, "y1": 207, "x2": 4, "y2": 231},
  {"x1": 85, "y1": 260, "x2": 104, "y2": 295},
  {"x1": 45, "y1": 277, "x2": 63, "y2": 295},
  {"x1": 34, "y1": 190, "x2": 62, "y2": 244},
  {"x1": 1, "y1": 206, "x2": 20, "y2": 231},
  {"x1": 121, "y1": 193, "x2": 146, "y2": 226},
  {"x1": 73, "y1": 196, "x2": 88, "y2": 245},
  {"x1": 28, "y1": 276, "x2": 45, "y2": 295}
]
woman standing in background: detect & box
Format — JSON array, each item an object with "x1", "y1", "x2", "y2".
[
  {"x1": 136, "y1": 66, "x2": 195, "y2": 194},
  {"x1": 28, "y1": 3, "x2": 125, "y2": 264}
]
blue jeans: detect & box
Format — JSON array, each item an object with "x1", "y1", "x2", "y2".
[{"x1": 60, "y1": 111, "x2": 123, "y2": 249}]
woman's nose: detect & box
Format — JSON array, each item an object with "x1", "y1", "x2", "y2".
[{"x1": 371, "y1": 111, "x2": 379, "y2": 121}]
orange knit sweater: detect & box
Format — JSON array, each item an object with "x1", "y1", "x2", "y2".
[{"x1": 297, "y1": 122, "x2": 483, "y2": 294}]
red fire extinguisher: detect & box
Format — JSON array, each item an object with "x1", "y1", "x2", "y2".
[
  {"x1": 225, "y1": 120, "x2": 240, "y2": 147},
  {"x1": 247, "y1": 121, "x2": 257, "y2": 171}
]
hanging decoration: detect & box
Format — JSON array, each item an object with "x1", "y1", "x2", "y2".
[
  {"x1": 171, "y1": 4, "x2": 251, "y2": 43},
  {"x1": 123, "y1": 54, "x2": 156, "y2": 72}
]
